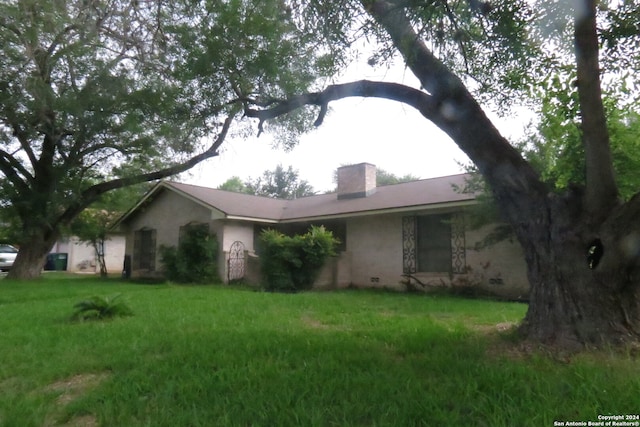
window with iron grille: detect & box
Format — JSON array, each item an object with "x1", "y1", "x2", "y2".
[{"x1": 416, "y1": 214, "x2": 452, "y2": 273}]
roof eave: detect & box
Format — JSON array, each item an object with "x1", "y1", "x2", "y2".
[
  {"x1": 225, "y1": 215, "x2": 280, "y2": 224},
  {"x1": 278, "y1": 199, "x2": 477, "y2": 223}
]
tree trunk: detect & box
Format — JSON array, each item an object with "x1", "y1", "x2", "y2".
[
  {"x1": 574, "y1": 0, "x2": 619, "y2": 217},
  {"x1": 95, "y1": 239, "x2": 108, "y2": 278},
  {"x1": 516, "y1": 191, "x2": 640, "y2": 348},
  {"x1": 7, "y1": 230, "x2": 58, "y2": 280},
  {"x1": 243, "y1": 1, "x2": 640, "y2": 348},
  {"x1": 361, "y1": 0, "x2": 640, "y2": 348}
]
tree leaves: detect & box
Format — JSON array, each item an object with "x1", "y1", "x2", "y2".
[
  {"x1": 245, "y1": 164, "x2": 315, "y2": 199},
  {"x1": 0, "y1": 0, "x2": 339, "y2": 276}
]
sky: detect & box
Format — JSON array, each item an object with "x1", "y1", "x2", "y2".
[{"x1": 182, "y1": 57, "x2": 534, "y2": 194}]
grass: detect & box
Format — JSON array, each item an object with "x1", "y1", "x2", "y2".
[{"x1": 0, "y1": 274, "x2": 638, "y2": 426}]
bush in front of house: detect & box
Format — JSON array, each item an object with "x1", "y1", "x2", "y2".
[
  {"x1": 260, "y1": 225, "x2": 339, "y2": 292},
  {"x1": 160, "y1": 226, "x2": 219, "y2": 283}
]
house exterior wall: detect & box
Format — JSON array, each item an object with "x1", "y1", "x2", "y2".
[
  {"x1": 346, "y1": 214, "x2": 404, "y2": 289},
  {"x1": 463, "y1": 224, "x2": 529, "y2": 300},
  {"x1": 49, "y1": 235, "x2": 125, "y2": 274},
  {"x1": 103, "y1": 235, "x2": 126, "y2": 273},
  {"x1": 121, "y1": 192, "x2": 257, "y2": 282},
  {"x1": 312, "y1": 252, "x2": 352, "y2": 290},
  {"x1": 122, "y1": 190, "x2": 214, "y2": 277},
  {"x1": 66, "y1": 239, "x2": 94, "y2": 272},
  {"x1": 339, "y1": 210, "x2": 528, "y2": 298},
  {"x1": 221, "y1": 221, "x2": 255, "y2": 252}
]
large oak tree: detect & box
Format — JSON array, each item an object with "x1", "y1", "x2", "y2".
[
  {"x1": 0, "y1": 0, "x2": 331, "y2": 278},
  {"x1": 244, "y1": 0, "x2": 640, "y2": 348}
]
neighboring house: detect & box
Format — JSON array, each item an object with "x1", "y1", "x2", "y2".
[
  {"x1": 49, "y1": 235, "x2": 126, "y2": 274},
  {"x1": 113, "y1": 163, "x2": 529, "y2": 299}
]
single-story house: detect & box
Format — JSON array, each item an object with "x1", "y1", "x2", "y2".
[{"x1": 113, "y1": 163, "x2": 529, "y2": 299}]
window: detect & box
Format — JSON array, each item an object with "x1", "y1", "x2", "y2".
[
  {"x1": 133, "y1": 228, "x2": 156, "y2": 270},
  {"x1": 416, "y1": 214, "x2": 451, "y2": 273}
]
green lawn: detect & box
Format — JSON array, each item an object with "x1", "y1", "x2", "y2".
[{"x1": 0, "y1": 275, "x2": 638, "y2": 426}]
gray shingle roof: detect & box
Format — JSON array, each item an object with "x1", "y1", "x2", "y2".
[{"x1": 159, "y1": 173, "x2": 475, "y2": 223}]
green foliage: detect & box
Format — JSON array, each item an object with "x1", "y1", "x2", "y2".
[
  {"x1": 160, "y1": 225, "x2": 219, "y2": 284},
  {"x1": 519, "y1": 76, "x2": 640, "y2": 200},
  {"x1": 375, "y1": 168, "x2": 420, "y2": 186},
  {"x1": 259, "y1": 226, "x2": 338, "y2": 292},
  {"x1": 244, "y1": 164, "x2": 315, "y2": 199},
  {"x1": 0, "y1": 0, "x2": 339, "y2": 278},
  {"x1": 218, "y1": 165, "x2": 315, "y2": 199},
  {"x1": 70, "y1": 294, "x2": 133, "y2": 321},
  {"x1": 68, "y1": 184, "x2": 151, "y2": 276},
  {"x1": 217, "y1": 176, "x2": 251, "y2": 194}
]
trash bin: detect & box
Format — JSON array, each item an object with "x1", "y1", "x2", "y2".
[{"x1": 45, "y1": 253, "x2": 68, "y2": 271}]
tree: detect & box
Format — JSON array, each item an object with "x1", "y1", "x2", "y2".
[
  {"x1": 376, "y1": 168, "x2": 420, "y2": 186},
  {"x1": 460, "y1": 78, "x2": 640, "y2": 250},
  {"x1": 0, "y1": 0, "x2": 332, "y2": 278},
  {"x1": 70, "y1": 209, "x2": 113, "y2": 277},
  {"x1": 243, "y1": 0, "x2": 640, "y2": 348},
  {"x1": 217, "y1": 176, "x2": 251, "y2": 194},
  {"x1": 70, "y1": 184, "x2": 149, "y2": 277},
  {"x1": 520, "y1": 77, "x2": 640, "y2": 200},
  {"x1": 244, "y1": 165, "x2": 315, "y2": 199}
]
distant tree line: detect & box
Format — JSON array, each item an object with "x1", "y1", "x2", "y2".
[{"x1": 219, "y1": 164, "x2": 420, "y2": 199}]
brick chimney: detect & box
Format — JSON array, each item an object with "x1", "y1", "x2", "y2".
[{"x1": 337, "y1": 163, "x2": 377, "y2": 200}]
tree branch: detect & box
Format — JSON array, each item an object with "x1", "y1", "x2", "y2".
[
  {"x1": 574, "y1": 0, "x2": 619, "y2": 218},
  {"x1": 0, "y1": 149, "x2": 32, "y2": 192},
  {"x1": 2, "y1": 109, "x2": 39, "y2": 169},
  {"x1": 246, "y1": 75, "x2": 544, "y2": 204},
  {"x1": 55, "y1": 112, "x2": 237, "y2": 227},
  {"x1": 359, "y1": 0, "x2": 547, "y2": 218},
  {"x1": 245, "y1": 80, "x2": 440, "y2": 134}
]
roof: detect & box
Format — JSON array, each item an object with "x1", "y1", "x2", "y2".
[{"x1": 115, "y1": 174, "x2": 476, "y2": 226}]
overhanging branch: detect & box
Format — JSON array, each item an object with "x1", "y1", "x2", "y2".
[
  {"x1": 56, "y1": 112, "x2": 237, "y2": 227},
  {"x1": 244, "y1": 80, "x2": 440, "y2": 135}
]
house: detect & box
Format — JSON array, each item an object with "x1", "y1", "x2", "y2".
[
  {"x1": 49, "y1": 235, "x2": 126, "y2": 274},
  {"x1": 114, "y1": 163, "x2": 529, "y2": 299}
]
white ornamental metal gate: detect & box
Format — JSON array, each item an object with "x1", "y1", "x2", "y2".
[{"x1": 227, "y1": 241, "x2": 245, "y2": 282}]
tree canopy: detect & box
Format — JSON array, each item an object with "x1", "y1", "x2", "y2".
[
  {"x1": 519, "y1": 76, "x2": 640, "y2": 200},
  {"x1": 218, "y1": 165, "x2": 315, "y2": 199},
  {"x1": 0, "y1": 0, "x2": 336, "y2": 278}
]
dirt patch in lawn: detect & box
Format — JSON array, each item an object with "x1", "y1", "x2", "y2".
[
  {"x1": 300, "y1": 315, "x2": 353, "y2": 331},
  {"x1": 472, "y1": 321, "x2": 519, "y2": 334},
  {"x1": 42, "y1": 372, "x2": 110, "y2": 426}
]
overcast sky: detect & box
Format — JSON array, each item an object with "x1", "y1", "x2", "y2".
[{"x1": 182, "y1": 58, "x2": 534, "y2": 194}]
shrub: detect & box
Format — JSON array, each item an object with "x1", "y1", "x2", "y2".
[
  {"x1": 260, "y1": 225, "x2": 339, "y2": 292},
  {"x1": 160, "y1": 225, "x2": 219, "y2": 283},
  {"x1": 71, "y1": 294, "x2": 133, "y2": 321}
]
